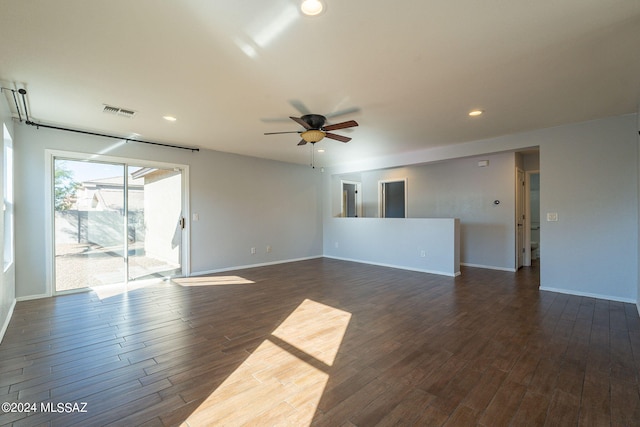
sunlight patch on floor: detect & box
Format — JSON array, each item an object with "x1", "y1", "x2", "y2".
[
  {"x1": 173, "y1": 275, "x2": 256, "y2": 287},
  {"x1": 184, "y1": 299, "x2": 351, "y2": 426},
  {"x1": 91, "y1": 279, "x2": 163, "y2": 300},
  {"x1": 272, "y1": 299, "x2": 352, "y2": 366}
]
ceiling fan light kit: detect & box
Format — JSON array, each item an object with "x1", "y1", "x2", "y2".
[{"x1": 301, "y1": 129, "x2": 325, "y2": 143}]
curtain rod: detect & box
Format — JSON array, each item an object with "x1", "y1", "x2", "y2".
[
  {"x1": 1, "y1": 86, "x2": 200, "y2": 152},
  {"x1": 25, "y1": 120, "x2": 200, "y2": 152}
]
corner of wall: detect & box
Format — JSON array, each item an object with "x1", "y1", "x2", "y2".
[
  {"x1": 0, "y1": 298, "x2": 16, "y2": 343},
  {"x1": 637, "y1": 109, "x2": 640, "y2": 314}
]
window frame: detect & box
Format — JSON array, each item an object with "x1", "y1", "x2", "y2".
[{"x1": 3, "y1": 124, "x2": 14, "y2": 272}]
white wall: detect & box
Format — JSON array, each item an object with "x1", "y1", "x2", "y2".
[
  {"x1": 325, "y1": 114, "x2": 639, "y2": 303},
  {"x1": 9, "y1": 113, "x2": 640, "y2": 305},
  {"x1": 0, "y1": 96, "x2": 16, "y2": 341},
  {"x1": 14, "y1": 123, "x2": 323, "y2": 299},
  {"x1": 539, "y1": 115, "x2": 638, "y2": 303},
  {"x1": 328, "y1": 152, "x2": 516, "y2": 270},
  {"x1": 327, "y1": 218, "x2": 460, "y2": 276}
]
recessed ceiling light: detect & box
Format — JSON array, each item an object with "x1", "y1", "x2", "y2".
[
  {"x1": 317, "y1": 148, "x2": 325, "y2": 153},
  {"x1": 468, "y1": 109, "x2": 484, "y2": 117},
  {"x1": 301, "y1": 0, "x2": 324, "y2": 16},
  {"x1": 163, "y1": 115, "x2": 177, "y2": 122}
]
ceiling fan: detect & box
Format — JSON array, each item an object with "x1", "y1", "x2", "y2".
[{"x1": 264, "y1": 113, "x2": 359, "y2": 145}]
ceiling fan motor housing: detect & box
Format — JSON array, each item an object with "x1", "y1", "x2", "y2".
[{"x1": 302, "y1": 114, "x2": 326, "y2": 129}]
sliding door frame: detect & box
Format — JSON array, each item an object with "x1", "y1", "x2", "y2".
[{"x1": 44, "y1": 149, "x2": 190, "y2": 296}]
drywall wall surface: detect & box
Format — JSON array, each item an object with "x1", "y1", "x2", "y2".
[
  {"x1": 326, "y1": 217, "x2": 460, "y2": 276},
  {"x1": 325, "y1": 113, "x2": 638, "y2": 302},
  {"x1": 523, "y1": 153, "x2": 540, "y2": 171},
  {"x1": 539, "y1": 114, "x2": 638, "y2": 302},
  {"x1": 13, "y1": 123, "x2": 323, "y2": 299},
  {"x1": 408, "y1": 152, "x2": 515, "y2": 270},
  {"x1": 329, "y1": 152, "x2": 516, "y2": 270}
]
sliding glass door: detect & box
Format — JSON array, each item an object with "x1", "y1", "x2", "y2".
[
  {"x1": 127, "y1": 164, "x2": 183, "y2": 282},
  {"x1": 53, "y1": 157, "x2": 184, "y2": 293}
]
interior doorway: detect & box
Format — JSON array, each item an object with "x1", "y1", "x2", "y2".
[
  {"x1": 341, "y1": 180, "x2": 362, "y2": 217},
  {"x1": 525, "y1": 171, "x2": 540, "y2": 266},
  {"x1": 50, "y1": 153, "x2": 188, "y2": 294},
  {"x1": 379, "y1": 179, "x2": 407, "y2": 218},
  {"x1": 516, "y1": 168, "x2": 525, "y2": 269}
]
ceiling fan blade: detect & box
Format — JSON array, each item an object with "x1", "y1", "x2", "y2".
[
  {"x1": 297, "y1": 139, "x2": 307, "y2": 146},
  {"x1": 325, "y1": 133, "x2": 351, "y2": 143},
  {"x1": 289, "y1": 100, "x2": 311, "y2": 115},
  {"x1": 323, "y1": 120, "x2": 359, "y2": 131},
  {"x1": 324, "y1": 107, "x2": 361, "y2": 119},
  {"x1": 290, "y1": 116, "x2": 311, "y2": 129},
  {"x1": 264, "y1": 131, "x2": 301, "y2": 135}
]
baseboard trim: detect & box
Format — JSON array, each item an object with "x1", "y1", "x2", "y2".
[
  {"x1": 191, "y1": 256, "x2": 323, "y2": 277},
  {"x1": 16, "y1": 293, "x2": 50, "y2": 302},
  {"x1": 324, "y1": 255, "x2": 460, "y2": 277},
  {"x1": 0, "y1": 298, "x2": 16, "y2": 344},
  {"x1": 539, "y1": 286, "x2": 636, "y2": 304},
  {"x1": 460, "y1": 263, "x2": 517, "y2": 272}
]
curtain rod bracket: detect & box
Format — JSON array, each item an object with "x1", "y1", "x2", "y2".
[{"x1": 1, "y1": 86, "x2": 25, "y2": 122}]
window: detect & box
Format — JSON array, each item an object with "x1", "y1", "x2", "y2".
[{"x1": 3, "y1": 124, "x2": 14, "y2": 271}]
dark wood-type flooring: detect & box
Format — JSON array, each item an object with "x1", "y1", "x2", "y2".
[{"x1": 1, "y1": 258, "x2": 639, "y2": 426}]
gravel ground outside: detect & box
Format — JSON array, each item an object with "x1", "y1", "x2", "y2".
[{"x1": 55, "y1": 242, "x2": 180, "y2": 291}]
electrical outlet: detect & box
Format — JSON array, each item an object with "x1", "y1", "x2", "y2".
[
  {"x1": 250, "y1": 247, "x2": 256, "y2": 254},
  {"x1": 547, "y1": 212, "x2": 558, "y2": 222},
  {"x1": 420, "y1": 250, "x2": 426, "y2": 257},
  {"x1": 266, "y1": 245, "x2": 272, "y2": 253}
]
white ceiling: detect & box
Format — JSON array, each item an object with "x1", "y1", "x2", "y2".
[{"x1": 1, "y1": 0, "x2": 639, "y2": 167}]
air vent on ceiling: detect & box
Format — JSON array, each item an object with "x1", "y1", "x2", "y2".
[{"x1": 103, "y1": 104, "x2": 136, "y2": 118}]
